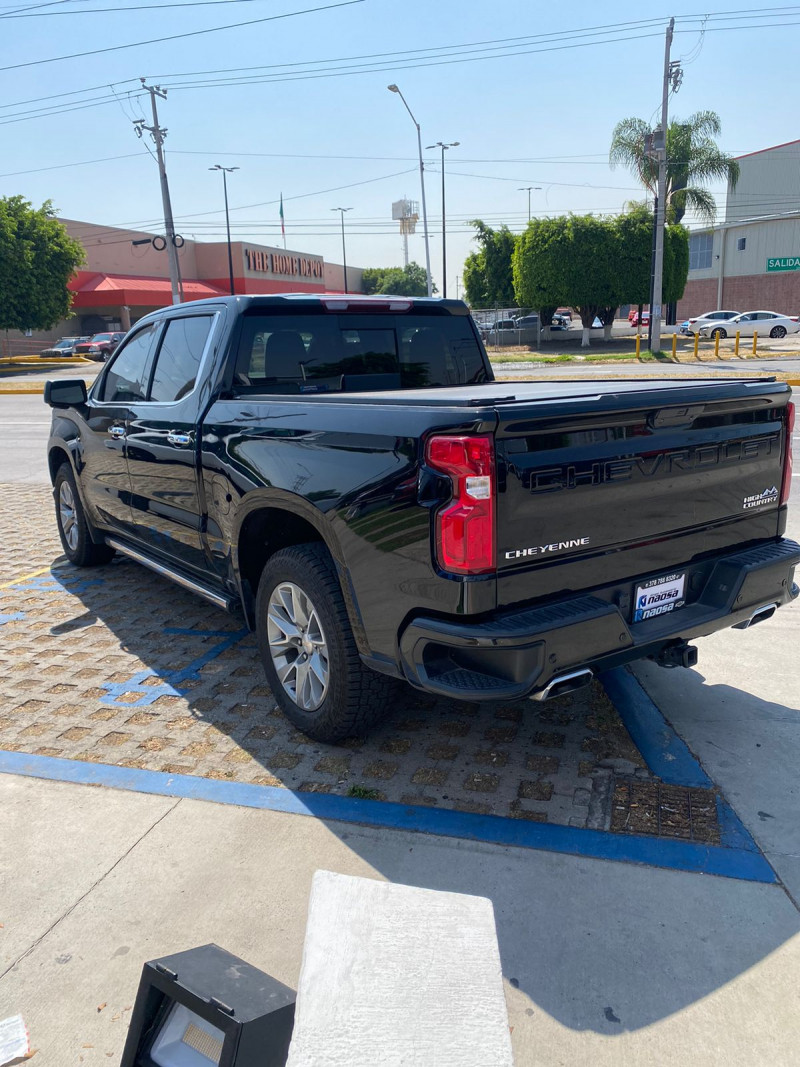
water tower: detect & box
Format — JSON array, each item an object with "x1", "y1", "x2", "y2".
[{"x1": 392, "y1": 198, "x2": 419, "y2": 266}]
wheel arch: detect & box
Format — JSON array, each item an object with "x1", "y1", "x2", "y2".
[{"x1": 233, "y1": 490, "x2": 368, "y2": 651}]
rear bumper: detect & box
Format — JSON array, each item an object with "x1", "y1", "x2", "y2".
[{"x1": 398, "y1": 539, "x2": 800, "y2": 701}]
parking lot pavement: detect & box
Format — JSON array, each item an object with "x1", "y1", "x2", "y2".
[{"x1": 0, "y1": 482, "x2": 656, "y2": 831}]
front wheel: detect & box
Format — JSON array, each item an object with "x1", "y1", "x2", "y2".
[
  {"x1": 770, "y1": 325, "x2": 787, "y2": 338},
  {"x1": 54, "y1": 464, "x2": 115, "y2": 567},
  {"x1": 711, "y1": 327, "x2": 727, "y2": 339},
  {"x1": 256, "y1": 543, "x2": 397, "y2": 742}
]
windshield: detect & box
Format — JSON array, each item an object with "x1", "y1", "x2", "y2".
[
  {"x1": 90, "y1": 333, "x2": 113, "y2": 342},
  {"x1": 234, "y1": 311, "x2": 488, "y2": 393}
]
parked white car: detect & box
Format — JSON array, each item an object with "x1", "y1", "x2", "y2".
[
  {"x1": 698, "y1": 310, "x2": 800, "y2": 340},
  {"x1": 682, "y1": 310, "x2": 741, "y2": 335}
]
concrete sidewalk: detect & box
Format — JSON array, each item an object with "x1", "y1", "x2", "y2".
[{"x1": 2, "y1": 771, "x2": 799, "y2": 1067}]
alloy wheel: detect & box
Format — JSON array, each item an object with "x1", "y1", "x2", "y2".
[
  {"x1": 266, "y1": 581, "x2": 329, "y2": 710},
  {"x1": 58, "y1": 479, "x2": 79, "y2": 551}
]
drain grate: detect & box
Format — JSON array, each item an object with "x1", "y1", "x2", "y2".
[{"x1": 610, "y1": 779, "x2": 721, "y2": 845}]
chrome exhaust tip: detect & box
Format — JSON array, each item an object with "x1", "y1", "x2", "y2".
[
  {"x1": 531, "y1": 668, "x2": 594, "y2": 702},
  {"x1": 733, "y1": 602, "x2": 779, "y2": 629}
]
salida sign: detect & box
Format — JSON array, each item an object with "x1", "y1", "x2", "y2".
[
  {"x1": 245, "y1": 248, "x2": 324, "y2": 279},
  {"x1": 766, "y1": 256, "x2": 800, "y2": 273}
]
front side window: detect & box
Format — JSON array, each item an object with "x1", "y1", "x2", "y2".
[
  {"x1": 98, "y1": 323, "x2": 159, "y2": 403},
  {"x1": 689, "y1": 232, "x2": 713, "y2": 271},
  {"x1": 149, "y1": 316, "x2": 214, "y2": 402}
]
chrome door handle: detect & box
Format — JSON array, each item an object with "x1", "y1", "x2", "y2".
[
  {"x1": 108, "y1": 425, "x2": 126, "y2": 439},
  {"x1": 166, "y1": 431, "x2": 192, "y2": 446}
]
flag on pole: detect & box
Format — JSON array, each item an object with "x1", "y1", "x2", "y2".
[{"x1": 279, "y1": 193, "x2": 286, "y2": 248}]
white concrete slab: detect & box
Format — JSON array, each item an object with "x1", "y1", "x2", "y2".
[
  {"x1": 286, "y1": 871, "x2": 512, "y2": 1067},
  {"x1": 1, "y1": 775, "x2": 799, "y2": 1067}
]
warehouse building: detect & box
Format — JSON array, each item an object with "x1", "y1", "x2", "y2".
[{"x1": 678, "y1": 140, "x2": 800, "y2": 319}]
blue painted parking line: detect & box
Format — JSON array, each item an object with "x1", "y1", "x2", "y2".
[
  {"x1": 100, "y1": 626, "x2": 249, "y2": 706},
  {"x1": 0, "y1": 749, "x2": 778, "y2": 883},
  {"x1": 0, "y1": 611, "x2": 25, "y2": 626},
  {"x1": 599, "y1": 668, "x2": 713, "y2": 788}
]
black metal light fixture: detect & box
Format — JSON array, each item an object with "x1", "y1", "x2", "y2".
[{"x1": 119, "y1": 944, "x2": 295, "y2": 1067}]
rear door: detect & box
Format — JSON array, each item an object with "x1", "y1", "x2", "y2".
[
  {"x1": 124, "y1": 311, "x2": 219, "y2": 574},
  {"x1": 80, "y1": 321, "x2": 161, "y2": 532},
  {"x1": 493, "y1": 382, "x2": 790, "y2": 608}
]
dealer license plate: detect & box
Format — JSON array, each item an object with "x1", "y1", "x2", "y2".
[{"x1": 633, "y1": 571, "x2": 686, "y2": 622}]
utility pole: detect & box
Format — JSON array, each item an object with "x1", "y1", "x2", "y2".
[
  {"x1": 650, "y1": 17, "x2": 679, "y2": 353},
  {"x1": 136, "y1": 80, "x2": 181, "y2": 305}
]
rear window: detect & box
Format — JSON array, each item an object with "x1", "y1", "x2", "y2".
[{"x1": 233, "y1": 312, "x2": 487, "y2": 393}]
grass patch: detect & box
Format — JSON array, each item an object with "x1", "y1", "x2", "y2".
[{"x1": 347, "y1": 784, "x2": 383, "y2": 801}]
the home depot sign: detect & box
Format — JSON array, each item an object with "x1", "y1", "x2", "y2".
[{"x1": 245, "y1": 248, "x2": 324, "y2": 279}]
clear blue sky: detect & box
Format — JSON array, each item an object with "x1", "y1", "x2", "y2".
[{"x1": 1, "y1": 1, "x2": 796, "y2": 294}]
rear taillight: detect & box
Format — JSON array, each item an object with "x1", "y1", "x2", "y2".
[
  {"x1": 426, "y1": 434, "x2": 495, "y2": 574},
  {"x1": 781, "y1": 401, "x2": 795, "y2": 506}
]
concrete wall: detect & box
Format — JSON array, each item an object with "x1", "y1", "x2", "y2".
[
  {"x1": 726, "y1": 141, "x2": 800, "y2": 223},
  {"x1": 324, "y1": 262, "x2": 365, "y2": 293}
]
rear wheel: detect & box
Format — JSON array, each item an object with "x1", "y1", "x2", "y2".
[
  {"x1": 256, "y1": 543, "x2": 398, "y2": 742},
  {"x1": 54, "y1": 463, "x2": 115, "y2": 567},
  {"x1": 711, "y1": 327, "x2": 727, "y2": 339},
  {"x1": 770, "y1": 325, "x2": 787, "y2": 338}
]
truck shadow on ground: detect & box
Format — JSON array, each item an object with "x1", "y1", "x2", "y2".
[{"x1": 15, "y1": 557, "x2": 800, "y2": 1034}]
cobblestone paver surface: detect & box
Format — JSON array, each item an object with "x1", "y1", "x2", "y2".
[{"x1": 0, "y1": 483, "x2": 657, "y2": 829}]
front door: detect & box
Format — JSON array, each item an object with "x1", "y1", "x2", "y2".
[
  {"x1": 124, "y1": 312, "x2": 218, "y2": 575},
  {"x1": 80, "y1": 321, "x2": 161, "y2": 533}
]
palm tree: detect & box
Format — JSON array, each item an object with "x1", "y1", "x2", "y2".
[{"x1": 609, "y1": 110, "x2": 739, "y2": 224}]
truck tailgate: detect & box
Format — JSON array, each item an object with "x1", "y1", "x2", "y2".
[{"x1": 494, "y1": 379, "x2": 791, "y2": 608}]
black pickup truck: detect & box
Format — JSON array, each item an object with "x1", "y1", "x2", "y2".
[{"x1": 45, "y1": 294, "x2": 799, "y2": 741}]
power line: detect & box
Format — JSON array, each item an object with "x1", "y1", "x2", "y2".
[
  {"x1": 0, "y1": 0, "x2": 365, "y2": 71},
  {"x1": 1, "y1": 0, "x2": 326, "y2": 14}
]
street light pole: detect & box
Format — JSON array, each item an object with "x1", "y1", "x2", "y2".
[
  {"x1": 388, "y1": 84, "x2": 432, "y2": 297},
  {"x1": 517, "y1": 185, "x2": 541, "y2": 223},
  {"x1": 426, "y1": 141, "x2": 459, "y2": 298},
  {"x1": 331, "y1": 207, "x2": 352, "y2": 293},
  {"x1": 651, "y1": 17, "x2": 677, "y2": 354},
  {"x1": 210, "y1": 164, "x2": 239, "y2": 295}
]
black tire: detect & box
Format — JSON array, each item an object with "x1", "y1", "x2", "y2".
[
  {"x1": 711, "y1": 327, "x2": 727, "y2": 339},
  {"x1": 256, "y1": 543, "x2": 398, "y2": 742},
  {"x1": 770, "y1": 325, "x2": 787, "y2": 339},
  {"x1": 54, "y1": 463, "x2": 115, "y2": 567}
]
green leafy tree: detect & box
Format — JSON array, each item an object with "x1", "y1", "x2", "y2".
[
  {"x1": 614, "y1": 204, "x2": 689, "y2": 317},
  {"x1": 512, "y1": 216, "x2": 569, "y2": 337},
  {"x1": 0, "y1": 196, "x2": 84, "y2": 331},
  {"x1": 462, "y1": 221, "x2": 516, "y2": 308},
  {"x1": 609, "y1": 111, "x2": 739, "y2": 224},
  {"x1": 361, "y1": 261, "x2": 432, "y2": 297}
]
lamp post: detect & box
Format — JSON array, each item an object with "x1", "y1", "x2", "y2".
[
  {"x1": 331, "y1": 207, "x2": 352, "y2": 293},
  {"x1": 518, "y1": 185, "x2": 541, "y2": 223},
  {"x1": 210, "y1": 164, "x2": 239, "y2": 295},
  {"x1": 426, "y1": 140, "x2": 459, "y2": 298},
  {"x1": 387, "y1": 84, "x2": 432, "y2": 297}
]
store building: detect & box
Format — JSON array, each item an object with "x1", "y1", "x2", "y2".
[
  {"x1": 30, "y1": 218, "x2": 365, "y2": 342},
  {"x1": 677, "y1": 140, "x2": 800, "y2": 319}
]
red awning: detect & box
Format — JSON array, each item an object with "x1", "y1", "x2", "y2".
[{"x1": 69, "y1": 271, "x2": 225, "y2": 307}]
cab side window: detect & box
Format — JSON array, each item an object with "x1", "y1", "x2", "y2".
[
  {"x1": 98, "y1": 324, "x2": 159, "y2": 402},
  {"x1": 149, "y1": 316, "x2": 214, "y2": 403}
]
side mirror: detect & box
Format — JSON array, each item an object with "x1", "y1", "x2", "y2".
[{"x1": 44, "y1": 379, "x2": 88, "y2": 408}]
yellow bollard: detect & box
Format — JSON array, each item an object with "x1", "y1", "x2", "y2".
[
  {"x1": 752, "y1": 330, "x2": 758, "y2": 356},
  {"x1": 714, "y1": 331, "x2": 720, "y2": 359},
  {"x1": 734, "y1": 331, "x2": 740, "y2": 357},
  {"x1": 635, "y1": 333, "x2": 641, "y2": 359},
  {"x1": 672, "y1": 333, "x2": 677, "y2": 360},
  {"x1": 693, "y1": 331, "x2": 699, "y2": 360}
]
